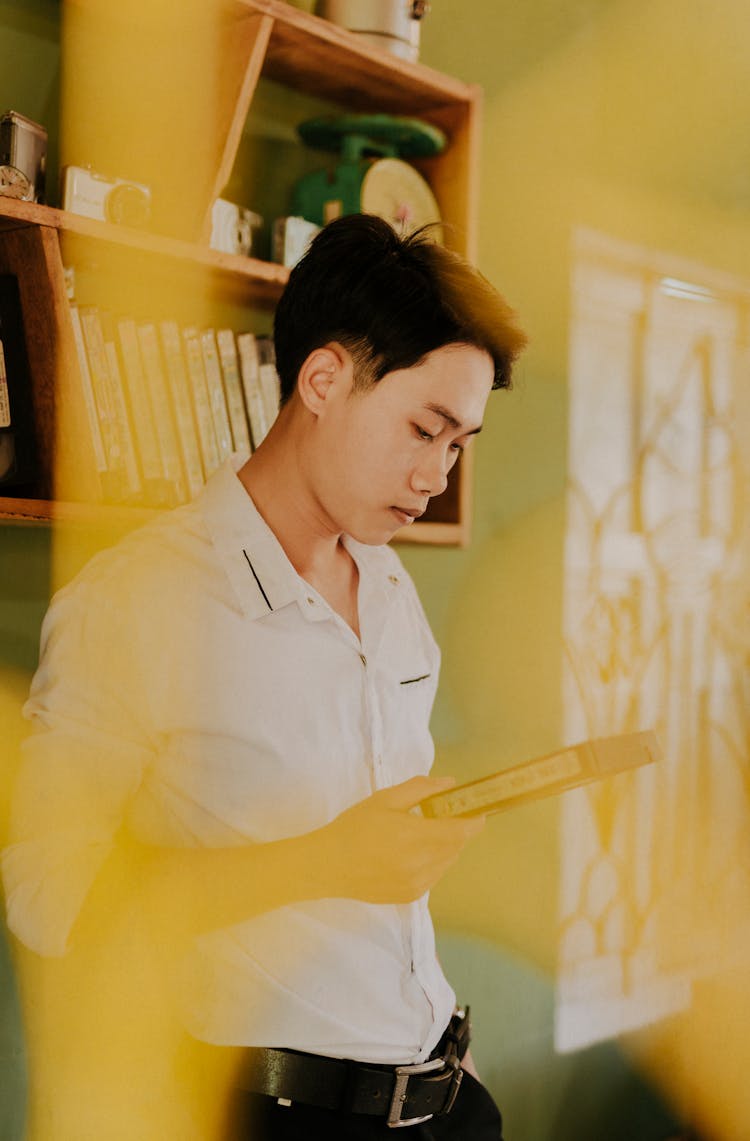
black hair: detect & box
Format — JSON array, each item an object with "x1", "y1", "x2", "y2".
[{"x1": 273, "y1": 214, "x2": 527, "y2": 405}]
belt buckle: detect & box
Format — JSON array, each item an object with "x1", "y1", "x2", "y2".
[
  {"x1": 442, "y1": 1054, "x2": 464, "y2": 1115},
  {"x1": 387, "y1": 1056, "x2": 445, "y2": 1129}
]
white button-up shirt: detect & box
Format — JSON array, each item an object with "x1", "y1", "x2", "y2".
[{"x1": 2, "y1": 458, "x2": 455, "y2": 1064}]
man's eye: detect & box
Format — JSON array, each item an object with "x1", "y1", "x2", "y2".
[
  {"x1": 450, "y1": 441, "x2": 465, "y2": 453},
  {"x1": 415, "y1": 425, "x2": 434, "y2": 441}
]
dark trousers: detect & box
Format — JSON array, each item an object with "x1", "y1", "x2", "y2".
[{"x1": 230, "y1": 1070, "x2": 504, "y2": 1139}]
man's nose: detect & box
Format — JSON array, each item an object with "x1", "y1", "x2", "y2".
[{"x1": 411, "y1": 450, "x2": 451, "y2": 498}]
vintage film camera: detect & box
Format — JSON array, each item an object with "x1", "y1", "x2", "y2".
[
  {"x1": 62, "y1": 165, "x2": 152, "y2": 228},
  {"x1": 272, "y1": 216, "x2": 321, "y2": 268},
  {"x1": 209, "y1": 197, "x2": 262, "y2": 257},
  {"x1": 0, "y1": 111, "x2": 47, "y2": 202}
]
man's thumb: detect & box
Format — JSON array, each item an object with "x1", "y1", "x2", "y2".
[{"x1": 377, "y1": 775, "x2": 457, "y2": 811}]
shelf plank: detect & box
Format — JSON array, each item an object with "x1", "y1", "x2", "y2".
[
  {"x1": 0, "y1": 496, "x2": 466, "y2": 545},
  {"x1": 0, "y1": 198, "x2": 289, "y2": 302},
  {"x1": 239, "y1": 0, "x2": 475, "y2": 112},
  {"x1": 0, "y1": 498, "x2": 158, "y2": 528},
  {"x1": 63, "y1": 0, "x2": 474, "y2": 106}
]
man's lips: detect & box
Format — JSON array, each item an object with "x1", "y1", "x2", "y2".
[{"x1": 391, "y1": 506, "x2": 425, "y2": 524}]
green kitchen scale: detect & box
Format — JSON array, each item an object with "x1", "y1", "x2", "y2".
[{"x1": 291, "y1": 113, "x2": 446, "y2": 236}]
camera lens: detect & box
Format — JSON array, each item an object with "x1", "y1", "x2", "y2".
[{"x1": 105, "y1": 183, "x2": 151, "y2": 229}]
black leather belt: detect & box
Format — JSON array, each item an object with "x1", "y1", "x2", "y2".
[{"x1": 241, "y1": 1008, "x2": 471, "y2": 1129}]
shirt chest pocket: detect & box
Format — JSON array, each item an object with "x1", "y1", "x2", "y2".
[
  {"x1": 399, "y1": 670, "x2": 433, "y2": 688},
  {"x1": 379, "y1": 662, "x2": 438, "y2": 776}
]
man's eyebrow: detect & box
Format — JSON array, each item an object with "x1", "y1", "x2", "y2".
[{"x1": 424, "y1": 403, "x2": 483, "y2": 436}]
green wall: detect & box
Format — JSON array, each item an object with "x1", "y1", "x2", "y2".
[
  {"x1": 0, "y1": 0, "x2": 60, "y2": 201},
  {"x1": 402, "y1": 0, "x2": 749, "y2": 1135}
]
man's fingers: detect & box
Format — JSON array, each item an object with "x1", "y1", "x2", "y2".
[
  {"x1": 429, "y1": 812, "x2": 487, "y2": 846},
  {"x1": 376, "y1": 775, "x2": 456, "y2": 811}
]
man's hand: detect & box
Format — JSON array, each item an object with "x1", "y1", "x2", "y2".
[
  {"x1": 128, "y1": 776, "x2": 484, "y2": 941},
  {"x1": 307, "y1": 776, "x2": 486, "y2": 905}
]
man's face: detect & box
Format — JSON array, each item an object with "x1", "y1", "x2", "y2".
[{"x1": 311, "y1": 343, "x2": 495, "y2": 545}]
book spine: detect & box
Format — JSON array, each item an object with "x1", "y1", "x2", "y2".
[
  {"x1": 116, "y1": 316, "x2": 170, "y2": 506},
  {"x1": 236, "y1": 332, "x2": 269, "y2": 449},
  {"x1": 103, "y1": 337, "x2": 142, "y2": 500},
  {"x1": 69, "y1": 304, "x2": 107, "y2": 477},
  {"x1": 79, "y1": 306, "x2": 128, "y2": 501},
  {"x1": 159, "y1": 319, "x2": 205, "y2": 500},
  {"x1": 0, "y1": 338, "x2": 8, "y2": 428},
  {"x1": 257, "y1": 336, "x2": 281, "y2": 432},
  {"x1": 216, "y1": 328, "x2": 251, "y2": 456},
  {"x1": 137, "y1": 322, "x2": 187, "y2": 505},
  {"x1": 200, "y1": 329, "x2": 233, "y2": 463},
  {"x1": 183, "y1": 327, "x2": 221, "y2": 478}
]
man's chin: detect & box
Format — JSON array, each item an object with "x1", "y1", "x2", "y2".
[{"x1": 346, "y1": 512, "x2": 404, "y2": 547}]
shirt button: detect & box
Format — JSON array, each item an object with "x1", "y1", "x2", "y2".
[
  {"x1": 360, "y1": 653, "x2": 367, "y2": 667},
  {"x1": 388, "y1": 574, "x2": 399, "y2": 585},
  {"x1": 306, "y1": 597, "x2": 315, "y2": 606}
]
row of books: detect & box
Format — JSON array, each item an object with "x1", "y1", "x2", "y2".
[{"x1": 69, "y1": 305, "x2": 281, "y2": 506}]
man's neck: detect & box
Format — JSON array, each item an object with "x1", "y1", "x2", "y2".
[{"x1": 235, "y1": 408, "x2": 356, "y2": 600}]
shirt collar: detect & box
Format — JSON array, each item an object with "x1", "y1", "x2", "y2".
[
  {"x1": 196, "y1": 457, "x2": 309, "y2": 620},
  {"x1": 196, "y1": 457, "x2": 404, "y2": 630}
]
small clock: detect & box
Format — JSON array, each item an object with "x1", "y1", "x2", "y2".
[
  {"x1": 0, "y1": 111, "x2": 47, "y2": 203},
  {"x1": 292, "y1": 114, "x2": 445, "y2": 238},
  {"x1": 0, "y1": 165, "x2": 32, "y2": 201}
]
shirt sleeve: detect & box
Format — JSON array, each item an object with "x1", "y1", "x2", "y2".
[{"x1": 1, "y1": 567, "x2": 156, "y2": 957}]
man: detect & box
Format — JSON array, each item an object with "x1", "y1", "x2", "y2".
[{"x1": 3, "y1": 215, "x2": 526, "y2": 1138}]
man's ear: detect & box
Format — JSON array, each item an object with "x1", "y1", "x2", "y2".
[{"x1": 296, "y1": 343, "x2": 352, "y2": 415}]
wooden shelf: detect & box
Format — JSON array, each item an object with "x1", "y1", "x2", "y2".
[
  {"x1": 0, "y1": 495, "x2": 468, "y2": 546},
  {"x1": 210, "y1": 0, "x2": 480, "y2": 259},
  {"x1": 0, "y1": 198, "x2": 289, "y2": 306},
  {"x1": 0, "y1": 0, "x2": 480, "y2": 546},
  {"x1": 0, "y1": 496, "x2": 157, "y2": 529},
  {"x1": 254, "y1": 0, "x2": 475, "y2": 114},
  {"x1": 0, "y1": 434, "x2": 474, "y2": 545}
]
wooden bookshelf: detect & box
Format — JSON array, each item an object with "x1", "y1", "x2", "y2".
[{"x1": 0, "y1": 0, "x2": 481, "y2": 545}]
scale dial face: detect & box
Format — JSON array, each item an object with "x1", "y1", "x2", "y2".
[
  {"x1": 0, "y1": 165, "x2": 33, "y2": 201},
  {"x1": 360, "y1": 158, "x2": 442, "y2": 239}
]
